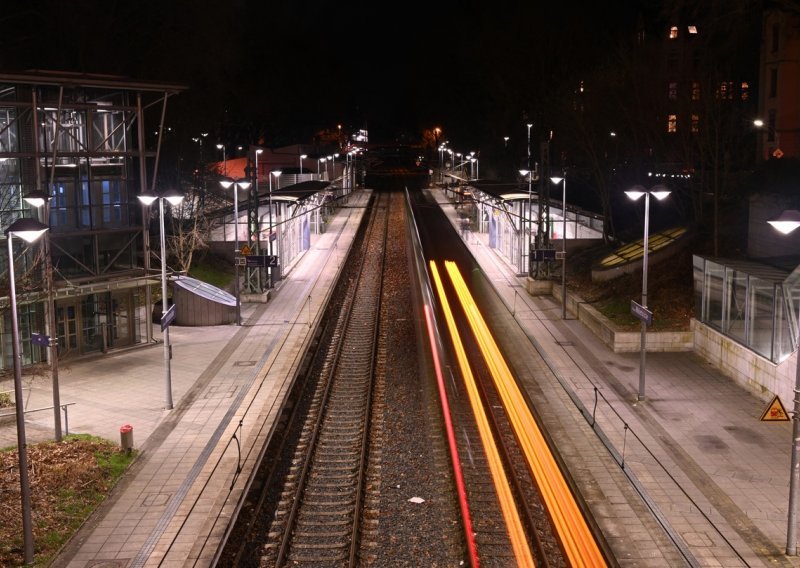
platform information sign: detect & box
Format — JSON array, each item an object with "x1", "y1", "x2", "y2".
[
  {"x1": 244, "y1": 255, "x2": 278, "y2": 268},
  {"x1": 530, "y1": 249, "x2": 557, "y2": 262},
  {"x1": 630, "y1": 300, "x2": 653, "y2": 326},
  {"x1": 161, "y1": 304, "x2": 176, "y2": 332}
]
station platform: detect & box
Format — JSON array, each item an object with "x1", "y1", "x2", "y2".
[{"x1": 1, "y1": 185, "x2": 798, "y2": 567}]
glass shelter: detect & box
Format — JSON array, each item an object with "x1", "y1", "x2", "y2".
[{"x1": 693, "y1": 255, "x2": 798, "y2": 363}]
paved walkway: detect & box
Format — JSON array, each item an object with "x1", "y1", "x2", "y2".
[{"x1": 1, "y1": 185, "x2": 798, "y2": 567}]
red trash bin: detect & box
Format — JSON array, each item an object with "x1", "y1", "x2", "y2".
[{"x1": 120, "y1": 424, "x2": 134, "y2": 453}]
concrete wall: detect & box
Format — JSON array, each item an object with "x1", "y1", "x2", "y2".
[
  {"x1": 692, "y1": 319, "x2": 787, "y2": 404},
  {"x1": 548, "y1": 281, "x2": 695, "y2": 353}
]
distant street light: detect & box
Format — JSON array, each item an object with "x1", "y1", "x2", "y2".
[
  {"x1": 300, "y1": 153, "x2": 307, "y2": 176},
  {"x1": 269, "y1": 170, "x2": 282, "y2": 286},
  {"x1": 219, "y1": 177, "x2": 251, "y2": 325},
  {"x1": 625, "y1": 184, "x2": 671, "y2": 401},
  {"x1": 6, "y1": 217, "x2": 49, "y2": 564},
  {"x1": 551, "y1": 176, "x2": 567, "y2": 319},
  {"x1": 767, "y1": 209, "x2": 800, "y2": 556},
  {"x1": 216, "y1": 143, "x2": 226, "y2": 176},
  {"x1": 519, "y1": 169, "x2": 533, "y2": 275},
  {"x1": 138, "y1": 189, "x2": 185, "y2": 409},
  {"x1": 318, "y1": 156, "x2": 326, "y2": 177}
]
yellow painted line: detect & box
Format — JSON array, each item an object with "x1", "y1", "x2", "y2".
[
  {"x1": 430, "y1": 261, "x2": 535, "y2": 567},
  {"x1": 446, "y1": 260, "x2": 607, "y2": 568}
]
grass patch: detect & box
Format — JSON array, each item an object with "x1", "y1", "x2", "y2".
[
  {"x1": 0, "y1": 434, "x2": 135, "y2": 566},
  {"x1": 189, "y1": 257, "x2": 232, "y2": 289}
]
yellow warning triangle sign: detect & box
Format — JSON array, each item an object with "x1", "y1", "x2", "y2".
[{"x1": 761, "y1": 395, "x2": 790, "y2": 421}]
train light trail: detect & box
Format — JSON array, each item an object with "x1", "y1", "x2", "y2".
[
  {"x1": 430, "y1": 261, "x2": 535, "y2": 567},
  {"x1": 445, "y1": 260, "x2": 607, "y2": 568},
  {"x1": 422, "y1": 300, "x2": 480, "y2": 567}
]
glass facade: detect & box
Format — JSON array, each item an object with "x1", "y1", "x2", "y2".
[
  {"x1": 0, "y1": 72, "x2": 183, "y2": 370},
  {"x1": 694, "y1": 255, "x2": 796, "y2": 363}
]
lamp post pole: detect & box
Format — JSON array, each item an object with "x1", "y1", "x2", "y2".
[
  {"x1": 519, "y1": 169, "x2": 532, "y2": 275},
  {"x1": 300, "y1": 153, "x2": 307, "y2": 178},
  {"x1": 24, "y1": 190, "x2": 62, "y2": 441},
  {"x1": 269, "y1": 171, "x2": 282, "y2": 286},
  {"x1": 625, "y1": 185, "x2": 670, "y2": 401},
  {"x1": 216, "y1": 143, "x2": 226, "y2": 176},
  {"x1": 138, "y1": 190, "x2": 185, "y2": 408},
  {"x1": 6, "y1": 218, "x2": 49, "y2": 564},
  {"x1": 766, "y1": 209, "x2": 800, "y2": 555},
  {"x1": 219, "y1": 178, "x2": 250, "y2": 324},
  {"x1": 551, "y1": 176, "x2": 567, "y2": 319},
  {"x1": 157, "y1": 196, "x2": 173, "y2": 407}
]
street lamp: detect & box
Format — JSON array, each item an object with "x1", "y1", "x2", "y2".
[
  {"x1": 551, "y1": 176, "x2": 567, "y2": 319},
  {"x1": 216, "y1": 143, "x2": 226, "y2": 176},
  {"x1": 23, "y1": 190, "x2": 62, "y2": 442},
  {"x1": 327, "y1": 155, "x2": 333, "y2": 179},
  {"x1": 767, "y1": 209, "x2": 800, "y2": 555},
  {"x1": 300, "y1": 154, "x2": 307, "y2": 177},
  {"x1": 269, "y1": 170, "x2": 282, "y2": 286},
  {"x1": 6, "y1": 217, "x2": 49, "y2": 564},
  {"x1": 625, "y1": 184, "x2": 671, "y2": 401},
  {"x1": 519, "y1": 169, "x2": 533, "y2": 275},
  {"x1": 138, "y1": 188, "x2": 185, "y2": 409},
  {"x1": 318, "y1": 157, "x2": 326, "y2": 177},
  {"x1": 219, "y1": 177, "x2": 251, "y2": 325}
]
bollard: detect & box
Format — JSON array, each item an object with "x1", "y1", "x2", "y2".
[{"x1": 120, "y1": 424, "x2": 134, "y2": 454}]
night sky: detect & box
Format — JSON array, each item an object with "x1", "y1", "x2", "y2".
[{"x1": 1, "y1": 1, "x2": 662, "y2": 147}]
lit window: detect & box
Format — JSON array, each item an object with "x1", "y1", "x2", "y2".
[
  {"x1": 717, "y1": 81, "x2": 733, "y2": 100},
  {"x1": 692, "y1": 82, "x2": 700, "y2": 101},
  {"x1": 741, "y1": 82, "x2": 749, "y2": 101},
  {"x1": 688, "y1": 26, "x2": 698, "y2": 34},
  {"x1": 668, "y1": 114, "x2": 677, "y2": 133},
  {"x1": 670, "y1": 26, "x2": 679, "y2": 39},
  {"x1": 691, "y1": 114, "x2": 699, "y2": 133},
  {"x1": 668, "y1": 82, "x2": 678, "y2": 100}
]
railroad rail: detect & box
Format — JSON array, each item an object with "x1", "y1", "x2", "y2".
[{"x1": 261, "y1": 191, "x2": 390, "y2": 567}]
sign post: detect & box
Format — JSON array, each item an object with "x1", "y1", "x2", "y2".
[{"x1": 630, "y1": 300, "x2": 653, "y2": 327}]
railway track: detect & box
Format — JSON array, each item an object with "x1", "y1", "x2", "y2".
[
  {"x1": 260, "y1": 191, "x2": 389, "y2": 567},
  {"x1": 222, "y1": 188, "x2": 610, "y2": 567}
]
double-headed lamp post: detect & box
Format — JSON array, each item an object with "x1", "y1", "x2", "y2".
[
  {"x1": 551, "y1": 177, "x2": 567, "y2": 319},
  {"x1": 519, "y1": 169, "x2": 533, "y2": 275},
  {"x1": 625, "y1": 185, "x2": 671, "y2": 402},
  {"x1": 24, "y1": 190, "x2": 62, "y2": 441},
  {"x1": 219, "y1": 177, "x2": 251, "y2": 325},
  {"x1": 269, "y1": 170, "x2": 282, "y2": 286},
  {"x1": 6, "y1": 217, "x2": 49, "y2": 564},
  {"x1": 767, "y1": 209, "x2": 800, "y2": 555},
  {"x1": 216, "y1": 143, "x2": 226, "y2": 176},
  {"x1": 138, "y1": 188, "x2": 185, "y2": 410},
  {"x1": 300, "y1": 154, "x2": 307, "y2": 177}
]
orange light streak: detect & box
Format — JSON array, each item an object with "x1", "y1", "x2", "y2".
[
  {"x1": 422, "y1": 302, "x2": 480, "y2": 567},
  {"x1": 445, "y1": 260, "x2": 606, "y2": 568},
  {"x1": 430, "y1": 261, "x2": 535, "y2": 567}
]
